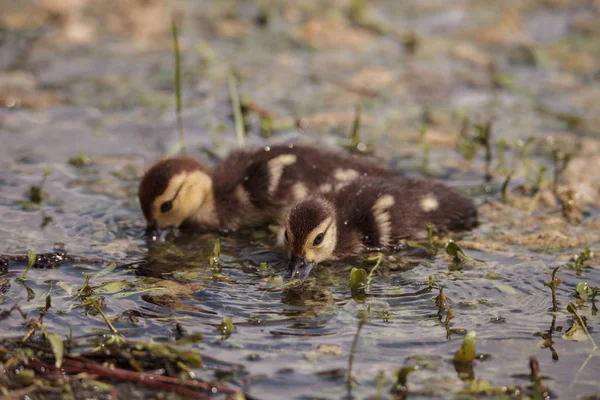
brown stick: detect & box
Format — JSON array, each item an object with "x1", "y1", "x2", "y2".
[{"x1": 27, "y1": 359, "x2": 238, "y2": 396}]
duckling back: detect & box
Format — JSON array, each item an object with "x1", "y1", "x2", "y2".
[
  {"x1": 333, "y1": 176, "x2": 477, "y2": 254},
  {"x1": 210, "y1": 144, "x2": 399, "y2": 230}
]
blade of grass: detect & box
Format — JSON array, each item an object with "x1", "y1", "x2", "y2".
[
  {"x1": 18, "y1": 250, "x2": 37, "y2": 281},
  {"x1": 228, "y1": 70, "x2": 246, "y2": 146},
  {"x1": 171, "y1": 19, "x2": 185, "y2": 153}
]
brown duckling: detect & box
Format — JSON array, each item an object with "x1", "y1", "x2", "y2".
[
  {"x1": 283, "y1": 176, "x2": 478, "y2": 282},
  {"x1": 138, "y1": 144, "x2": 399, "y2": 234}
]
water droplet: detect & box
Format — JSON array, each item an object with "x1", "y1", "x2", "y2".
[
  {"x1": 264, "y1": 146, "x2": 271, "y2": 151},
  {"x1": 344, "y1": 220, "x2": 348, "y2": 225},
  {"x1": 312, "y1": 165, "x2": 316, "y2": 169},
  {"x1": 244, "y1": 176, "x2": 249, "y2": 181},
  {"x1": 357, "y1": 143, "x2": 367, "y2": 152},
  {"x1": 288, "y1": 143, "x2": 294, "y2": 148}
]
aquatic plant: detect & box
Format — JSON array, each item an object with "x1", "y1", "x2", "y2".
[
  {"x1": 228, "y1": 70, "x2": 246, "y2": 146},
  {"x1": 545, "y1": 267, "x2": 562, "y2": 312},
  {"x1": 454, "y1": 331, "x2": 477, "y2": 363},
  {"x1": 218, "y1": 317, "x2": 234, "y2": 340},
  {"x1": 27, "y1": 168, "x2": 52, "y2": 205},
  {"x1": 171, "y1": 19, "x2": 185, "y2": 154}
]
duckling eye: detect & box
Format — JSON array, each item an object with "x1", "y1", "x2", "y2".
[
  {"x1": 284, "y1": 230, "x2": 289, "y2": 243},
  {"x1": 313, "y1": 233, "x2": 324, "y2": 246},
  {"x1": 160, "y1": 200, "x2": 173, "y2": 213}
]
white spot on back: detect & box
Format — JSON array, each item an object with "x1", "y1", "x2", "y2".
[
  {"x1": 420, "y1": 193, "x2": 439, "y2": 212},
  {"x1": 267, "y1": 154, "x2": 297, "y2": 196},
  {"x1": 318, "y1": 183, "x2": 333, "y2": 193},
  {"x1": 291, "y1": 182, "x2": 308, "y2": 200},
  {"x1": 333, "y1": 168, "x2": 360, "y2": 182},
  {"x1": 235, "y1": 184, "x2": 250, "y2": 204},
  {"x1": 372, "y1": 194, "x2": 395, "y2": 247}
]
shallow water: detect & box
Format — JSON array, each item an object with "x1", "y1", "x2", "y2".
[{"x1": 1, "y1": 0, "x2": 600, "y2": 398}]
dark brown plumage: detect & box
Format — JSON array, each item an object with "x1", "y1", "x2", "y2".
[
  {"x1": 138, "y1": 143, "x2": 400, "y2": 232},
  {"x1": 284, "y1": 176, "x2": 478, "y2": 281}
]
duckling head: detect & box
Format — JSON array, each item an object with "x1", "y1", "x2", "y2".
[
  {"x1": 284, "y1": 197, "x2": 338, "y2": 283},
  {"x1": 138, "y1": 156, "x2": 213, "y2": 234}
]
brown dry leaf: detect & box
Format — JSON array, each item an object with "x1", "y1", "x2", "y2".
[
  {"x1": 297, "y1": 16, "x2": 372, "y2": 50},
  {"x1": 34, "y1": 0, "x2": 95, "y2": 43},
  {"x1": 569, "y1": 14, "x2": 600, "y2": 37},
  {"x1": 110, "y1": 0, "x2": 168, "y2": 40},
  {"x1": 560, "y1": 51, "x2": 598, "y2": 74},
  {"x1": 0, "y1": 91, "x2": 63, "y2": 109},
  {"x1": 304, "y1": 344, "x2": 343, "y2": 361},
  {"x1": 348, "y1": 67, "x2": 395, "y2": 91},
  {"x1": 213, "y1": 18, "x2": 252, "y2": 38},
  {"x1": 563, "y1": 154, "x2": 600, "y2": 207},
  {"x1": 466, "y1": 7, "x2": 532, "y2": 45},
  {"x1": 300, "y1": 110, "x2": 371, "y2": 128},
  {"x1": 450, "y1": 43, "x2": 492, "y2": 68},
  {"x1": 459, "y1": 240, "x2": 506, "y2": 252}
]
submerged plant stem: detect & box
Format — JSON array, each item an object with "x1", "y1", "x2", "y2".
[
  {"x1": 347, "y1": 318, "x2": 366, "y2": 398},
  {"x1": 92, "y1": 298, "x2": 118, "y2": 334}
]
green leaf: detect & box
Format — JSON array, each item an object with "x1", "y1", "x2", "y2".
[
  {"x1": 46, "y1": 333, "x2": 64, "y2": 368},
  {"x1": 562, "y1": 319, "x2": 588, "y2": 341},
  {"x1": 350, "y1": 267, "x2": 367, "y2": 291},
  {"x1": 92, "y1": 280, "x2": 131, "y2": 294},
  {"x1": 172, "y1": 333, "x2": 204, "y2": 346},
  {"x1": 19, "y1": 249, "x2": 37, "y2": 281},
  {"x1": 218, "y1": 317, "x2": 234, "y2": 340},
  {"x1": 93, "y1": 262, "x2": 117, "y2": 278},
  {"x1": 454, "y1": 331, "x2": 477, "y2": 363},
  {"x1": 112, "y1": 287, "x2": 167, "y2": 298},
  {"x1": 576, "y1": 282, "x2": 590, "y2": 301},
  {"x1": 445, "y1": 241, "x2": 464, "y2": 258},
  {"x1": 492, "y1": 281, "x2": 517, "y2": 295},
  {"x1": 57, "y1": 281, "x2": 74, "y2": 295},
  {"x1": 210, "y1": 239, "x2": 221, "y2": 270}
]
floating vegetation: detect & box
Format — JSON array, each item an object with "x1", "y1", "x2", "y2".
[
  {"x1": 349, "y1": 267, "x2": 367, "y2": 301},
  {"x1": 210, "y1": 238, "x2": 221, "y2": 271},
  {"x1": 567, "y1": 247, "x2": 594, "y2": 276},
  {"x1": 67, "y1": 151, "x2": 93, "y2": 168},
  {"x1": 218, "y1": 316, "x2": 234, "y2": 340},
  {"x1": 454, "y1": 331, "x2": 477, "y2": 363},
  {"x1": 445, "y1": 240, "x2": 474, "y2": 270},
  {"x1": 25, "y1": 167, "x2": 52, "y2": 207},
  {"x1": 566, "y1": 303, "x2": 596, "y2": 348}
]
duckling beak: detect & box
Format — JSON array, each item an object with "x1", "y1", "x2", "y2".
[
  {"x1": 145, "y1": 221, "x2": 158, "y2": 239},
  {"x1": 288, "y1": 253, "x2": 314, "y2": 284}
]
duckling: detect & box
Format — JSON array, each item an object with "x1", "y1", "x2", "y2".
[
  {"x1": 138, "y1": 144, "x2": 399, "y2": 234},
  {"x1": 284, "y1": 176, "x2": 478, "y2": 282}
]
